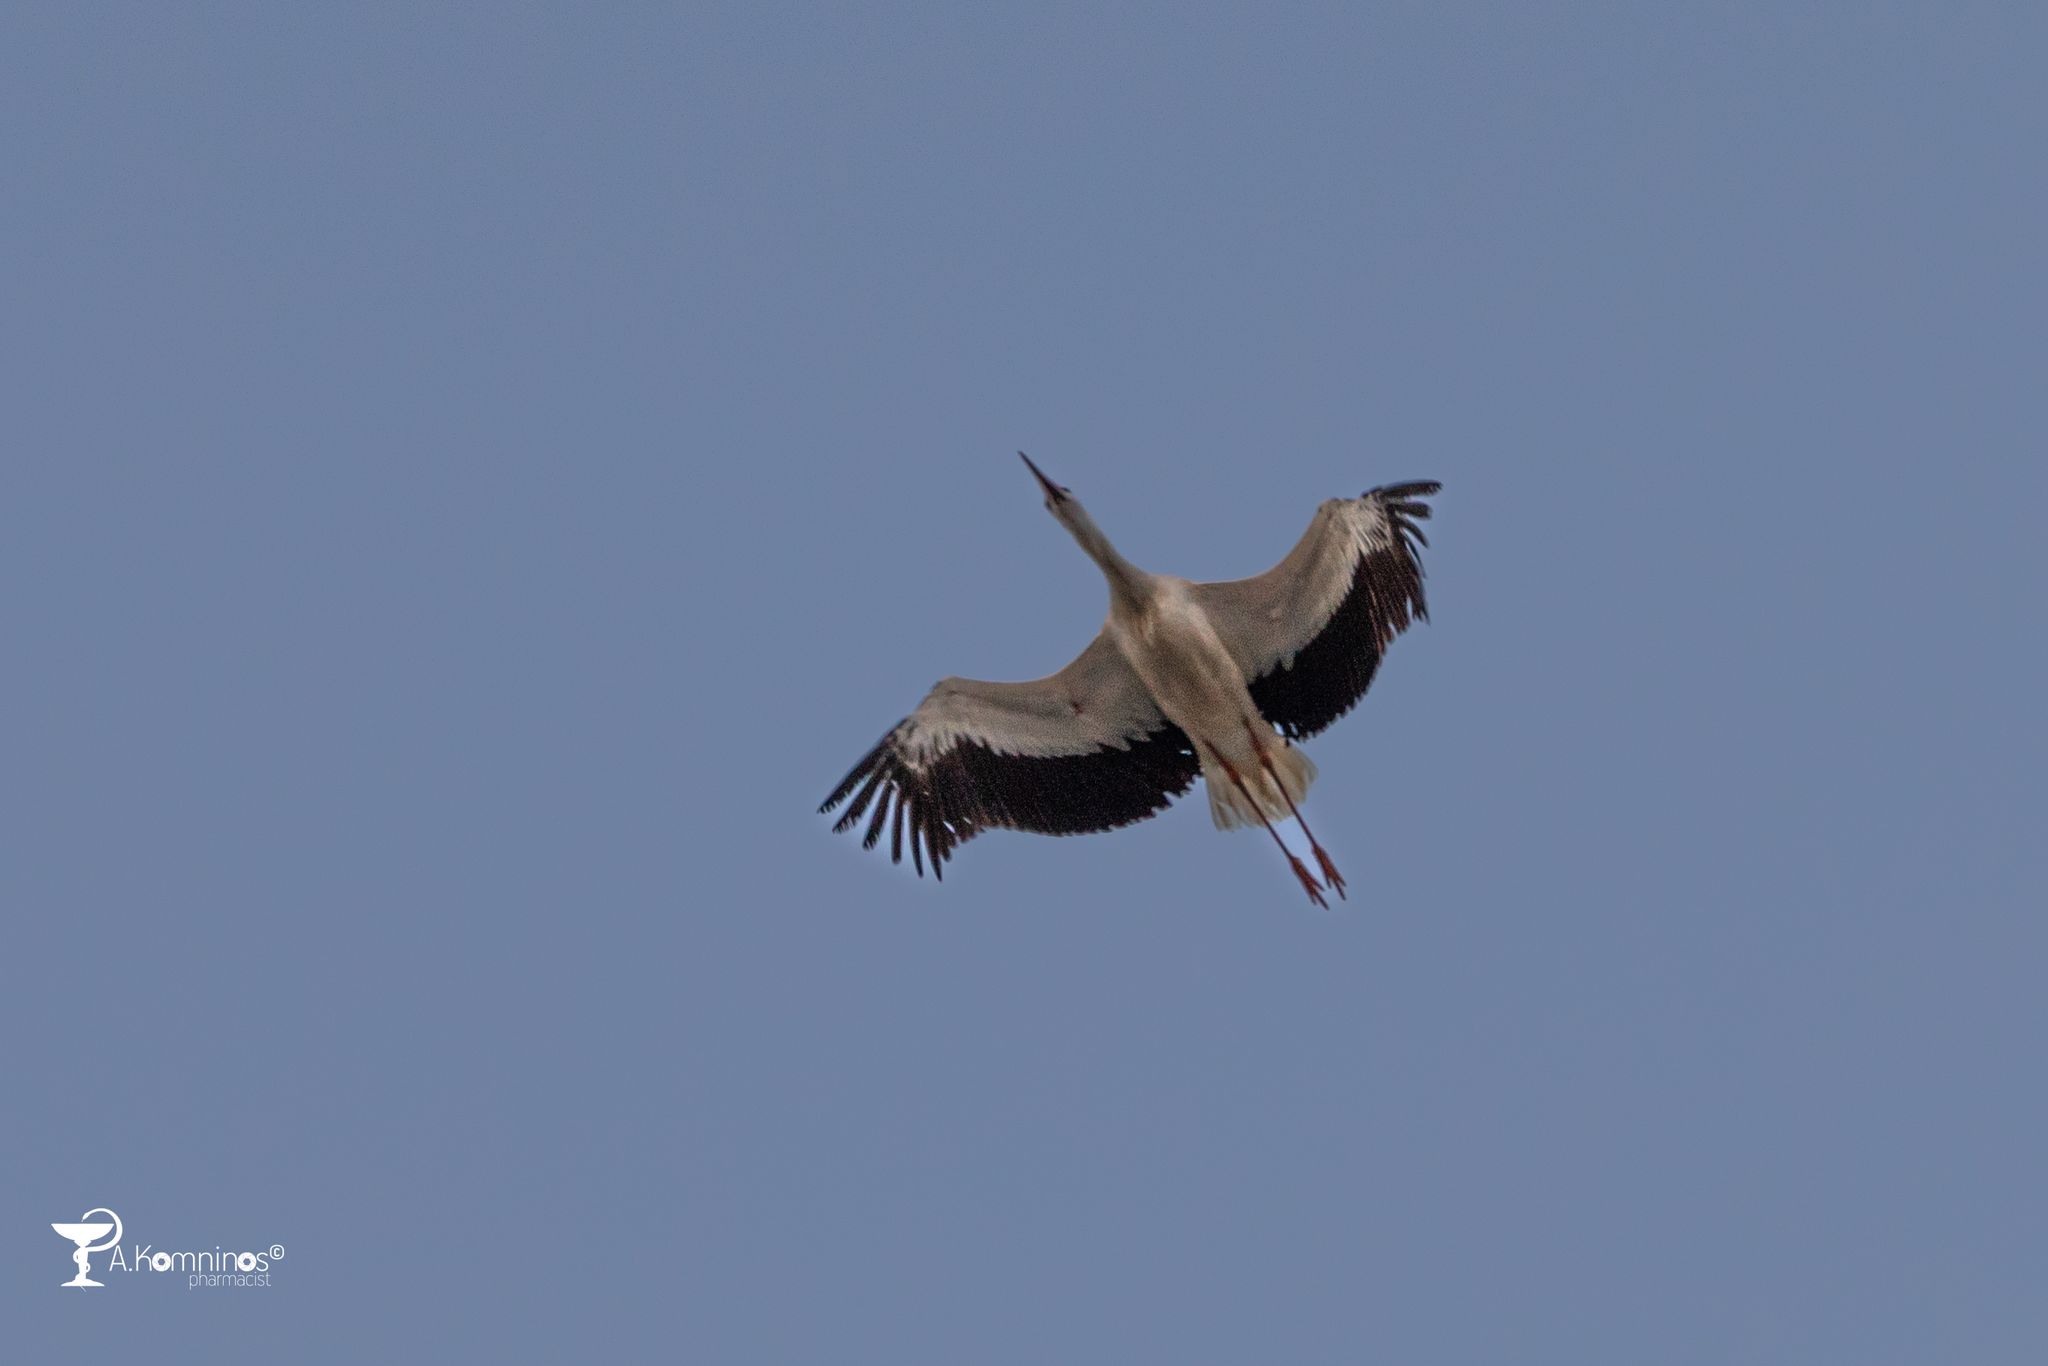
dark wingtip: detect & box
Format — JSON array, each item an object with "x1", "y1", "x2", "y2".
[
  {"x1": 1367, "y1": 482, "x2": 1438, "y2": 562},
  {"x1": 1366, "y1": 480, "x2": 1442, "y2": 501},
  {"x1": 821, "y1": 721, "x2": 908, "y2": 815}
]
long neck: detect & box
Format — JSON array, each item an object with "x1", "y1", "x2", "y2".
[{"x1": 1062, "y1": 503, "x2": 1149, "y2": 614}]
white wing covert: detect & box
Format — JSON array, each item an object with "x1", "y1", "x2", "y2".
[
  {"x1": 1194, "y1": 482, "x2": 1439, "y2": 740},
  {"x1": 819, "y1": 632, "x2": 1200, "y2": 878}
]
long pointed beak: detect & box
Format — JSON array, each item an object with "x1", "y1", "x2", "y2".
[{"x1": 1018, "y1": 451, "x2": 1067, "y2": 502}]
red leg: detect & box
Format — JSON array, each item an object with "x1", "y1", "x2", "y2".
[
  {"x1": 1245, "y1": 720, "x2": 1346, "y2": 900},
  {"x1": 1216, "y1": 753, "x2": 1328, "y2": 909}
]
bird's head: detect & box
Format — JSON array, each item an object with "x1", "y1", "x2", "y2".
[
  {"x1": 1019, "y1": 451, "x2": 1076, "y2": 519},
  {"x1": 1017, "y1": 451, "x2": 1147, "y2": 609}
]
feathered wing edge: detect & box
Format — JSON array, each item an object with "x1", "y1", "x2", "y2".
[
  {"x1": 1248, "y1": 481, "x2": 1439, "y2": 740},
  {"x1": 818, "y1": 721, "x2": 1200, "y2": 880}
]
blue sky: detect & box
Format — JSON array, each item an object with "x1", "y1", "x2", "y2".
[{"x1": 6, "y1": 3, "x2": 2044, "y2": 1360}]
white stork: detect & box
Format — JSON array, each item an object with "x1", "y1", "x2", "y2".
[{"x1": 820, "y1": 454, "x2": 1440, "y2": 906}]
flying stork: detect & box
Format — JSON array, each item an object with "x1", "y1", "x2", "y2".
[{"x1": 820, "y1": 455, "x2": 1440, "y2": 906}]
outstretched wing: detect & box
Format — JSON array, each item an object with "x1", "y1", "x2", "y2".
[
  {"x1": 819, "y1": 632, "x2": 1199, "y2": 879},
  {"x1": 1194, "y1": 481, "x2": 1439, "y2": 740}
]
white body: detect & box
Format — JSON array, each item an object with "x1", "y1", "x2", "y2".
[{"x1": 1106, "y1": 574, "x2": 1315, "y2": 829}]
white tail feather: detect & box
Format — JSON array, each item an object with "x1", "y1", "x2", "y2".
[{"x1": 1204, "y1": 743, "x2": 1317, "y2": 830}]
